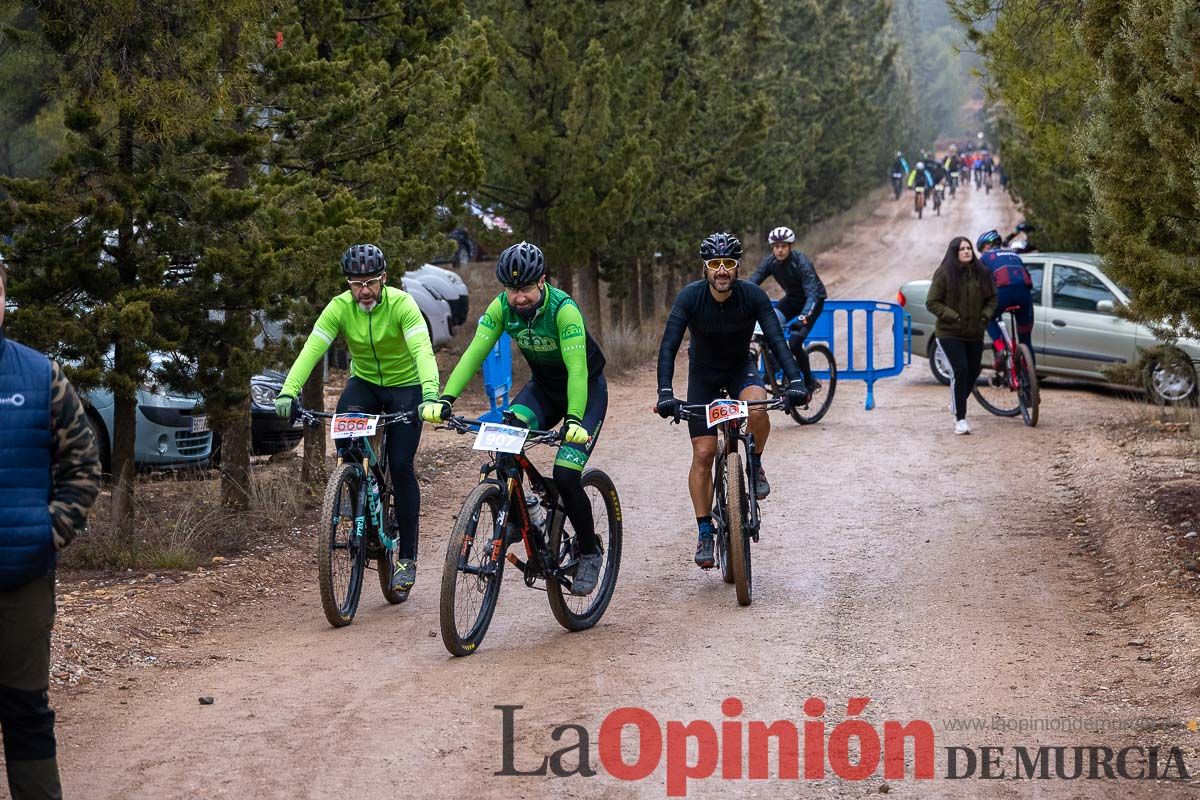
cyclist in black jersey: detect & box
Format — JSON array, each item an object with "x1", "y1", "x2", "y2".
[
  {"x1": 749, "y1": 226, "x2": 827, "y2": 395},
  {"x1": 655, "y1": 232, "x2": 809, "y2": 569}
]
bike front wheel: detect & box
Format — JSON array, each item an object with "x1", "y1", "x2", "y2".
[
  {"x1": 318, "y1": 462, "x2": 368, "y2": 627},
  {"x1": 789, "y1": 343, "x2": 837, "y2": 425},
  {"x1": 1016, "y1": 344, "x2": 1040, "y2": 427},
  {"x1": 725, "y1": 452, "x2": 752, "y2": 606},
  {"x1": 439, "y1": 481, "x2": 507, "y2": 656},
  {"x1": 547, "y1": 469, "x2": 623, "y2": 631}
]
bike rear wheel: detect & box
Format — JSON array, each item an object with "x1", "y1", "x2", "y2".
[
  {"x1": 725, "y1": 452, "x2": 752, "y2": 606},
  {"x1": 546, "y1": 469, "x2": 623, "y2": 631},
  {"x1": 439, "y1": 481, "x2": 506, "y2": 656},
  {"x1": 790, "y1": 343, "x2": 837, "y2": 425},
  {"x1": 973, "y1": 351, "x2": 1022, "y2": 417},
  {"x1": 318, "y1": 462, "x2": 367, "y2": 627},
  {"x1": 1016, "y1": 344, "x2": 1040, "y2": 427}
]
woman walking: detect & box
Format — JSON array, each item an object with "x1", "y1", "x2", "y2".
[{"x1": 927, "y1": 236, "x2": 997, "y2": 434}]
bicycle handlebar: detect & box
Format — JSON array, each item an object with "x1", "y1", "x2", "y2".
[
  {"x1": 294, "y1": 400, "x2": 413, "y2": 427},
  {"x1": 438, "y1": 414, "x2": 561, "y2": 446},
  {"x1": 651, "y1": 398, "x2": 785, "y2": 423}
]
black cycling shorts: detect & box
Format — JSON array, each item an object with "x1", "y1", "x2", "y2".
[
  {"x1": 685, "y1": 357, "x2": 765, "y2": 438},
  {"x1": 510, "y1": 375, "x2": 607, "y2": 472}
]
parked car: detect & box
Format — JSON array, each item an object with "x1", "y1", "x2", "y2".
[
  {"x1": 83, "y1": 382, "x2": 213, "y2": 472},
  {"x1": 84, "y1": 366, "x2": 305, "y2": 472},
  {"x1": 408, "y1": 263, "x2": 469, "y2": 327},
  {"x1": 899, "y1": 252, "x2": 1200, "y2": 404},
  {"x1": 401, "y1": 273, "x2": 455, "y2": 347}
]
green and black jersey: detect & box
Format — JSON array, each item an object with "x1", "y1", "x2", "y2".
[{"x1": 443, "y1": 284, "x2": 605, "y2": 420}]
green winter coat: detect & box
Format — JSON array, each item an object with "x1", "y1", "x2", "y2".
[{"x1": 927, "y1": 262, "x2": 997, "y2": 340}]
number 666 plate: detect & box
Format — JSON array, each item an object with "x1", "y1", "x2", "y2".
[
  {"x1": 706, "y1": 399, "x2": 748, "y2": 428},
  {"x1": 330, "y1": 413, "x2": 380, "y2": 440}
]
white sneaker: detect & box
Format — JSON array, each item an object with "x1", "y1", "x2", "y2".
[{"x1": 954, "y1": 419, "x2": 971, "y2": 435}]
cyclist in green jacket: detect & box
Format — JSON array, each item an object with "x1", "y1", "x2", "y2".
[
  {"x1": 275, "y1": 244, "x2": 442, "y2": 594},
  {"x1": 425, "y1": 242, "x2": 609, "y2": 595}
]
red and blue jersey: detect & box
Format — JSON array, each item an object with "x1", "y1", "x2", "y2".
[{"x1": 981, "y1": 248, "x2": 1032, "y2": 290}]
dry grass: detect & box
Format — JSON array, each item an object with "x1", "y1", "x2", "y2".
[
  {"x1": 66, "y1": 461, "x2": 314, "y2": 572},
  {"x1": 598, "y1": 317, "x2": 664, "y2": 377}
]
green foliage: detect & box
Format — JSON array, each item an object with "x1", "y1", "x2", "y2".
[
  {"x1": 1082, "y1": 0, "x2": 1200, "y2": 338},
  {"x1": 951, "y1": 0, "x2": 1094, "y2": 250}
]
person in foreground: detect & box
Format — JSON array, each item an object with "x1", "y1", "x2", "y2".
[{"x1": 0, "y1": 262, "x2": 101, "y2": 800}]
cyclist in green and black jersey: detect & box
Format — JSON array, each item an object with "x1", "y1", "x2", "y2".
[{"x1": 426, "y1": 242, "x2": 609, "y2": 595}]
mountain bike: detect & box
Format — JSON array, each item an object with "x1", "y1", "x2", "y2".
[
  {"x1": 933, "y1": 184, "x2": 944, "y2": 216},
  {"x1": 660, "y1": 398, "x2": 784, "y2": 606},
  {"x1": 436, "y1": 415, "x2": 622, "y2": 656},
  {"x1": 949, "y1": 172, "x2": 958, "y2": 198},
  {"x1": 891, "y1": 172, "x2": 903, "y2": 200},
  {"x1": 296, "y1": 403, "x2": 413, "y2": 627},
  {"x1": 984, "y1": 171, "x2": 993, "y2": 194},
  {"x1": 972, "y1": 306, "x2": 1039, "y2": 426},
  {"x1": 914, "y1": 185, "x2": 925, "y2": 219},
  {"x1": 751, "y1": 312, "x2": 837, "y2": 425}
]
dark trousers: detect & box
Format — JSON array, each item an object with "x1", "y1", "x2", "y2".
[
  {"x1": 777, "y1": 298, "x2": 825, "y2": 385},
  {"x1": 337, "y1": 377, "x2": 423, "y2": 559},
  {"x1": 937, "y1": 337, "x2": 984, "y2": 421},
  {"x1": 0, "y1": 572, "x2": 62, "y2": 800}
]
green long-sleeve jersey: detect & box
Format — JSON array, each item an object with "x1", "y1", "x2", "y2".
[
  {"x1": 281, "y1": 286, "x2": 440, "y2": 400},
  {"x1": 443, "y1": 285, "x2": 605, "y2": 420}
]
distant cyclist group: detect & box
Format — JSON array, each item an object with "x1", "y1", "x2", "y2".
[{"x1": 891, "y1": 143, "x2": 1000, "y2": 218}]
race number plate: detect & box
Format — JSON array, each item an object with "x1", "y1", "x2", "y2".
[
  {"x1": 473, "y1": 422, "x2": 529, "y2": 454},
  {"x1": 330, "y1": 413, "x2": 380, "y2": 440},
  {"x1": 190, "y1": 415, "x2": 208, "y2": 433},
  {"x1": 706, "y1": 399, "x2": 748, "y2": 429}
]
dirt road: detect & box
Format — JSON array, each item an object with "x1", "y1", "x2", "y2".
[{"x1": 47, "y1": 187, "x2": 1200, "y2": 798}]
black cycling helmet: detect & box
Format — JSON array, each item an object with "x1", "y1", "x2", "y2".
[
  {"x1": 341, "y1": 243, "x2": 387, "y2": 276},
  {"x1": 699, "y1": 232, "x2": 743, "y2": 260},
  {"x1": 496, "y1": 241, "x2": 546, "y2": 287},
  {"x1": 976, "y1": 229, "x2": 1003, "y2": 251}
]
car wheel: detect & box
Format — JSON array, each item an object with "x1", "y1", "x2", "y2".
[
  {"x1": 1146, "y1": 350, "x2": 1198, "y2": 406},
  {"x1": 927, "y1": 338, "x2": 952, "y2": 386},
  {"x1": 85, "y1": 409, "x2": 113, "y2": 476}
]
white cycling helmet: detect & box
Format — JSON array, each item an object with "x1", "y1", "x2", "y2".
[{"x1": 767, "y1": 226, "x2": 795, "y2": 244}]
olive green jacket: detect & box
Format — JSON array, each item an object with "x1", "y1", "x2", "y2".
[{"x1": 927, "y1": 263, "x2": 997, "y2": 340}]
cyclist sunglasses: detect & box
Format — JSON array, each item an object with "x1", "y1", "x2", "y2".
[
  {"x1": 347, "y1": 276, "x2": 385, "y2": 290},
  {"x1": 704, "y1": 258, "x2": 739, "y2": 273}
]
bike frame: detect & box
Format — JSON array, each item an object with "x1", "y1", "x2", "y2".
[
  {"x1": 298, "y1": 408, "x2": 412, "y2": 553},
  {"x1": 992, "y1": 309, "x2": 1021, "y2": 390},
  {"x1": 444, "y1": 417, "x2": 572, "y2": 590}
]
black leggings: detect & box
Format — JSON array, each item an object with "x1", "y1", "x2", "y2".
[
  {"x1": 510, "y1": 376, "x2": 608, "y2": 556},
  {"x1": 778, "y1": 297, "x2": 825, "y2": 384},
  {"x1": 337, "y1": 377, "x2": 422, "y2": 559},
  {"x1": 937, "y1": 337, "x2": 984, "y2": 421}
]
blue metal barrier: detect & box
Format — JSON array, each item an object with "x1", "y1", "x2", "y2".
[
  {"x1": 776, "y1": 300, "x2": 912, "y2": 410},
  {"x1": 479, "y1": 333, "x2": 513, "y2": 422}
]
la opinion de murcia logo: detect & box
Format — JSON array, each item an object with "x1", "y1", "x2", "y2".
[{"x1": 0, "y1": 393, "x2": 26, "y2": 407}]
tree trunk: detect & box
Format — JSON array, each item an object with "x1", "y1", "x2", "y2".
[
  {"x1": 575, "y1": 253, "x2": 602, "y2": 338},
  {"x1": 301, "y1": 365, "x2": 327, "y2": 486},
  {"x1": 109, "y1": 390, "x2": 138, "y2": 538},
  {"x1": 611, "y1": 288, "x2": 626, "y2": 327},
  {"x1": 218, "y1": 397, "x2": 252, "y2": 511},
  {"x1": 641, "y1": 256, "x2": 658, "y2": 323}
]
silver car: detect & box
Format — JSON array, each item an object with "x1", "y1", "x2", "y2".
[{"x1": 899, "y1": 252, "x2": 1200, "y2": 404}]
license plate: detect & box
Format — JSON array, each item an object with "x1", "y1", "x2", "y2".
[
  {"x1": 706, "y1": 399, "x2": 748, "y2": 429},
  {"x1": 331, "y1": 413, "x2": 379, "y2": 440},
  {"x1": 190, "y1": 415, "x2": 208, "y2": 433},
  {"x1": 473, "y1": 422, "x2": 528, "y2": 454}
]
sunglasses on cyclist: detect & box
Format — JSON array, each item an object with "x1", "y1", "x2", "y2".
[
  {"x1": 704, "y1": 258, "x2": 739, "y2": 273},
  {"x1": 347, "y1": 275, "x2": 385, "y2": 291}
]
